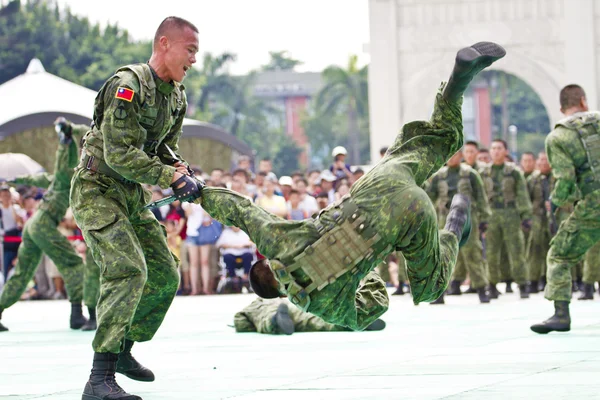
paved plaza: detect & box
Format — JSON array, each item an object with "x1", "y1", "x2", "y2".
[{"x1": 2, "y1": 289, "x2": 600, "y2": 400}]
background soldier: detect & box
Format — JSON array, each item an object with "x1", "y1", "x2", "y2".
[
  {"x1": 426, "y1": 150, "x2": 491, "y2": 304},
  {"x1": 526, "y1": 152, "x2": 553, "y2": 293},
  {"x1": 480, "y1": 139, "x2": 533, "y2": 299},
  {"x1": 0, "y1": 119, "x2": 89, "y2": 332},
  {"x1": 531, "y1": 84, "x2": 600, "y2": 334}
]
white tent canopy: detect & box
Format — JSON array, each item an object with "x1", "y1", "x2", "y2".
[{"x1": 0, "y1": 59, "x2": 253, "y2": 156}]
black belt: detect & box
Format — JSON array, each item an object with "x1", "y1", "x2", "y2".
[{"x1": 79, "y1": 154, "x2": 132, "y2": 184}]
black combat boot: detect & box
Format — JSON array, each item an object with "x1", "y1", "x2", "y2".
[
  {"x1": 519, "y1": 284, "x2": 529, "y2": 299},
  {"x1": 444, "y1": 194, "x2": 471, "y2": 247},
  {"x1": 477, "y1": 287, "x2": 490, "y2": 303},
  {"x1": 443, "y1": 42, "x2": 507, "y2": 102},
  {"x1": 430, "y1": 294, "x2": 445, "y2": 305},
  {"x1": 71, "y1": 303, "x2": 88, "y2": 330},
  {"x1": 116, "y1": 340, "x2": 155, "y2": 382},
  {"x1": 82, "y1": 352, "x2": 142, "y2": 400},
  {"x1": 529, "y1": 280, "x2": 539, "y2": 294},
  {"x1": 365, "y1": 319, "x2": 386, "y2": 331},
  {"x1": 539, "y1": 276, "x2": 547, "y2": 291},
  {"x1": 81, "y1": 307, "x2": 97, "y2": 331},
  {"x1": 447, "y1": 280, "x2": 462, "y2": 296},
  {"x1": 0, "y1": 308, "x2": 8, "y2": 332},
  {"x1": 505, "y1": 280, "x2": 514, "y2": 293},
  {"x1": 392, "y1": 284, "x2": 405, "y2": 296},
  {"x1": 488, "y1": 284, "x2": 501, "y2": 299},
  {"x1": 271, "y1": 303, "x2": 294, "y2": 335},
  {"x1": 530, "y1": 301, "x2": 571, "y2": 334},
  {"x1": 577, "y1": 283, "x2": 594, "y2": 300}
]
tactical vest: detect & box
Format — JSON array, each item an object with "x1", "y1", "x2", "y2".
[
  {"x1": 84, "y1": 63, "x2": 185, "y2": 160},
  {"x1": 556, "y1": 113, "x2": 600, "y2": 196},
  {"x1": 269, "y1": 195, "x2": 392, "y2": 311},
  {"x1": 480, "y1": 162, "x2": 517, "y2": 207},
  {"x1": 528, "y1": 170, "x2": 546, "y2": 217},
  {"x1": 436, "y1": 164, "x2": 473, "y2": 215}
]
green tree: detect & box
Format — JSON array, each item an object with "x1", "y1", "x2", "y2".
[
  {"x1": 314, "y1": 55, "x2": 369, "y2": 165},
  {"x1": 262, "y1": 50, "x2": 302, "y2": 71}
]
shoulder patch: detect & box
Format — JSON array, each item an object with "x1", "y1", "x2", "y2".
[{"x1": 115, "y1": 87, "x2": 135, "y2": 102}]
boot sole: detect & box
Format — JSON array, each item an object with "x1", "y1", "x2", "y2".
[
  {"x1": 365, "y1": 319, "x2": 386, "y2": 331},
  {"x1": 456, "y1": 42, "x2": 506, "y2": 65},
  {"x1": 274, "y1": 303, "x2": 295, "y2": 335},
  {"x1": 117, "y1": 370, "x2": 155, "y2": 382},
  {"x1": 82, "y1": 394, "x2": 142, "y2": 400},
  {"x1": 530, "y1": 325, "x2": 571, "y2": 334}
]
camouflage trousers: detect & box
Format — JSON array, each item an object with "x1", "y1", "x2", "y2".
[
  {"x1": 70, "y1": 169, "x2": 179, "y2": 354},
  {"x1": 545, "y1": 191, "x2": 600, "y2": 302},
  {"x1": 83, "y1": 245, "x2": 100, "y2": 309},
  {"x1": 234, "y1": 297, "x2": 343, "y2": 334},
  {"x1": 486, "y1": 209, "x2": 528, "y2": 285},
  {"x1": 527, "y1": 215, "x2": 551, "y2": 282},
  {"x1": 583, "y1": 241, "x2": 600, "y2": 284},
  {"x1": 0, "y1": 210, "x2": 83, "y2": 309}
]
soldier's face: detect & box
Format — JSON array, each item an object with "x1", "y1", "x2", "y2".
[
  {"x1": 520, "y1": 154, "x2": 536, "y2": 173},
  {"x1": 463, "y1": 144, "x2": 478, "y2": 165},
  {"x1": 537, "y1": 153, "x2": 551, "y2": 174},
  {"x1": 490, "y1": 142, "x2": 508, "y2": 165},
  {"x1": 164, "y1": 27, "x2": 199, "y2": 82}
]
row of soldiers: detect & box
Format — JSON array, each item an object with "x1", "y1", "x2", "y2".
[{"x1": 379, "y1": 138, "x2": 600, "y2": 304}]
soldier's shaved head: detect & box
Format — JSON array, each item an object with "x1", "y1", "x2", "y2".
[
  {"x1": 153, "y1": 16, "x2": 198, "y2": 49},
  {"x1": 560, "y1": 84, "x2": 588, "y2": 115}
]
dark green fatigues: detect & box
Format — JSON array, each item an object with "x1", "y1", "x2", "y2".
[
  {"x1": 70, "y1": 64, "x2": 184, "y2": 353},
  {"x1": 200, "y1": 87, "x2": 463, "y2": 331},
  {"x1": 0, "y1": 126, "x2": 88, "y2": 310}
]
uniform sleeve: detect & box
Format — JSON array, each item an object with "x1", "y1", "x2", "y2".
[
  {"x1": 514, "y1": 169, "x2": 533, "y2": 221},
  {"x1": 155, "y1": 92, "x2": 188, "y2": 166},
  {"x1": 470, "y1": 171, "x2": 491, "y2": 222},
  {"x1": 13, "y1": 173, "x2": 54, "y2": 188},
  {"x1": 101, "y1": 76, "x2": 176, "y2": 188},
  {"x1": 546, "y1": 130, "x2": 577, "y2": 207}
]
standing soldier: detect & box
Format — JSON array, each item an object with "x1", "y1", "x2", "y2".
[
  {"x1": 531, "y1": 84, "x2": 600, "y2": 334},
  {"x1": 70, "y1": 17, "x2": 202, "y2": 400},
  {"x1": 525, "y1": 152, "x2": 553, "y2": 293},
  {"x1": 0, "y1": 119, "x2": 90, "y2": 332},
  {"x1": 426, "y1": 151, "x2": 491, "y2": 304},
  {"x1": 480, "y1": 139, "x2": 533, "y2": 299}
]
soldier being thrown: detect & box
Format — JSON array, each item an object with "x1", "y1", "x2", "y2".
[{"x1": 195, "y1": 42, "x2": 506, "y2": 329}]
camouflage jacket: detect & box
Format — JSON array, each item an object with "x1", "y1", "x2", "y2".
[
  {"x1": 546, "y1": 111, "x2": 600, "y2": 206},
  {"x1": 526, "y1": 170, "x2": 553, "y2": 218},
  {"x1": 81, "y1": 63, "x2": 187, "y2": 189},
  {"x1": 426, "y1": 164, "x2": 491, "y2": 223},
  {"x1": 479, "y1": 162, "x2": 532, "y2": 220}
]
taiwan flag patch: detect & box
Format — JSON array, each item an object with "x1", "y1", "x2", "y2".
[{"x1": 115, "y1": 87, "x2": 134, "y2": 102}]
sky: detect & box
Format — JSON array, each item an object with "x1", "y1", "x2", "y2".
[{"x1": 55, "y1": 0, "x2": 371, "y2": 74}]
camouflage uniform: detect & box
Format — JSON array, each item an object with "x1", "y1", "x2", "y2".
[
  {"x1": 426, "y1": 164, "x2": 491, "y2": 289},
  {"x1": 526, "y1": 170, "x2": 553, "y2": 283},
  {"x1": 479, "y1": 162, "x2": 532, "y2": 286},
  {"x1": 200, "y1": 86, "x2": 464, "y2": 331},
  {"x1": 83, "y1": 245, "x2": 100, "y2": 309},
  {"x1": 234, "y1": 297, "x2": 344, "y2": 333},
  {"x1": 70, "y1": 64, "x2": 184, "y2": 354},
  {"x1": 0, "y1": 124, "x2": 88, "y2": 310},
  {"x1": 544, "y1": 112, "x2": 600, "y2": 302}
]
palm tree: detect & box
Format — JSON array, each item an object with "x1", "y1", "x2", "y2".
[
  {"x1": 315, "y1": 55, "x2": 368, "y2": 165},
  {"x1": 197, "y1": 52, "x2": 237, "y2": 113}
]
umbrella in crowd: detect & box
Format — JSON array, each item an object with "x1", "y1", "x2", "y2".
[{"x1": 0, "y1": 153, "x2": 45, "y2": 181}]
